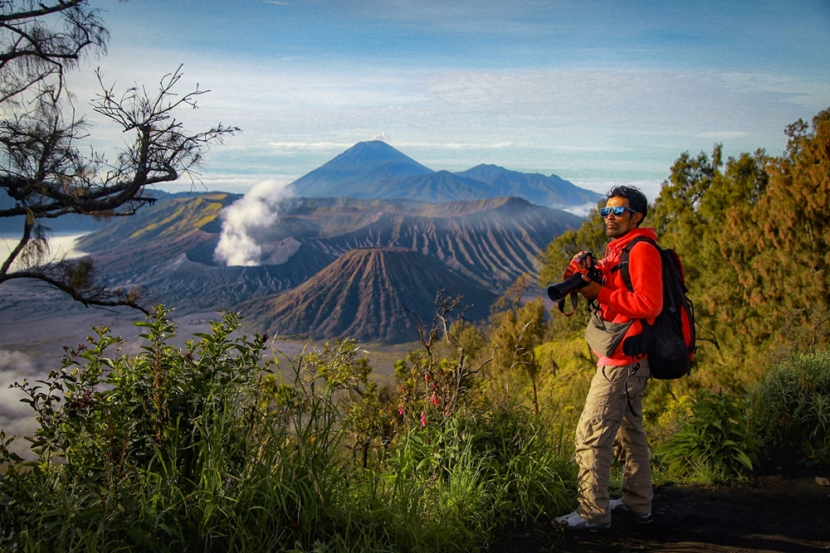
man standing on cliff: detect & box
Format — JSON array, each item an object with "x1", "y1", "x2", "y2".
[{"x1": 555, "y1": 186, "x2": 661, "y2": 531}]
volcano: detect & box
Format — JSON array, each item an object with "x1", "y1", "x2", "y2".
[{"x1": 241, "y1": 247, "x2": 498, "y2": 344}]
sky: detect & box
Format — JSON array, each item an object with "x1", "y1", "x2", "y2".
[{"x1": 66, "y1": 0, "x2": 830, "y2": 201}]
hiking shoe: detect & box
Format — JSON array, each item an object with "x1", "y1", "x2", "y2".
[
  {"x1": 609, "y1": 498, "x2": 652, "y2": 523},
  {"x1": 553, "y1": 510, "x2": 611, "y2": 532}
]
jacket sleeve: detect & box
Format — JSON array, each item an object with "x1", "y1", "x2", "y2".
[{"x1": 597, "y1": 241, "x2": 663, "y2": 319}]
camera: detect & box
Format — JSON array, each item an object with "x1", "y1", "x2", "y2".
[{"x1": 547, "y1": 252, "x2": 602, "y2": 302}]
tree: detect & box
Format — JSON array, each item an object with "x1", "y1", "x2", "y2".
[
  {"x1": 646, "y1": 145, "x2": 772, "y2": 382},
  {"x1": 720, "y1": 109, "x2": 830, "y2": 354},
  {"x1": 0, "y1": 1, "x2": 237, "y2": 311}
]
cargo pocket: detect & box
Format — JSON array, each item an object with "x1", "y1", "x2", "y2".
[{"x1": 580, "y1": 402, "x2": 623, "y2": 449}]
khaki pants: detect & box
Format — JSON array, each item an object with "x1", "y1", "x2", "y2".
[{"x1": 574, "y1": 360, "x2": 652, "y2": 524}]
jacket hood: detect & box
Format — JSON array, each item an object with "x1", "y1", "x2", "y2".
[{"x1": 605, "y1": 227, "x2": 659, "y2": 257}]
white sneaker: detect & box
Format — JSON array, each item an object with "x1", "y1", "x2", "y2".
[
  {"x1": 609, "y1": 498, "x2": 652, "y2": 523},
  {"x1": 553, "y1": 510, "x2": 611, "y2": 531}
]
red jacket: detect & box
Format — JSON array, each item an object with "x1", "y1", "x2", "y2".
[{"x1": 594, "y1": 227, "x2": 663, "y2": 366}]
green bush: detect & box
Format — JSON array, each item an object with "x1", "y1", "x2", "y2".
[
  {"x1": 0, "y1": 307, "x2": 345, "y2": 552},
  {"x1": 656, "y1": 389, "x2": 759, "y2": 483},
  {"x1": 749, "y1": 350, "x2": 830, "y2": 462},
  {"x1": 0, "y1": 307, "x2": 576, "y2": 552}
]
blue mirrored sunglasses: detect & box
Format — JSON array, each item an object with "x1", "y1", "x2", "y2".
[{"x1": 600, "y1": 206, "x2": 637, "y2": 218}]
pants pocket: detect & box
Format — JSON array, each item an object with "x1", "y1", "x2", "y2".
[{"x1": 580, "y1": 404, "x2": 622, "y2": 449}]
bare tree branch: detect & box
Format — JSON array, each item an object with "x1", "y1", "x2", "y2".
[{"x1": 0, "y1": 2, "x2": 238, "y2": 312}]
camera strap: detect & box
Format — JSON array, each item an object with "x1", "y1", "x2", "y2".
[{"x1": 556, "y1": 293, "x2": 580, "y2": 316}]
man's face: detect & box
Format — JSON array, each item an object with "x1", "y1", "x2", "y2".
[{"x1": 604, "y1": 196, "x2": 643, "y2": 239}]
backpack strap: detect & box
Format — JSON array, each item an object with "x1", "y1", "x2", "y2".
[{"x1": 610, "y1": 236, "x2": 659, "y2": 292}]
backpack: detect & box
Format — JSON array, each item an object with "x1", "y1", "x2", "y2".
[{"x1": 614, "y1": 237, "x2": 696, "y2": 379}]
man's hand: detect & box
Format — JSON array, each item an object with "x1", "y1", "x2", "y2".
[
  {"x1": 573, "y1": 250, "x2": 595, "y2": 271},
  {"x1": 580, "y1": 277, "x2": 602, "y2": 300}
]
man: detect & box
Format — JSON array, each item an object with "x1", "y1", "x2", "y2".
[{"x1": 555, "y1": 186, "x2": 662, "y2": 531}]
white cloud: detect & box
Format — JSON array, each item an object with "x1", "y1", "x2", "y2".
[
  {"x1": 0, "y1": 233, "x2": 89, "y2": 271},
  {"x1": 267, "y1": 141, "x2": 356, "y2": 151},
  {"x1": 696, "y1": 131, "x2": 750, "y2": 140},
  {"x1": 68, "y1": 39, "x2": 826, "y2": 190},
  {"x1": 561, "y1": 202, "x2": 596, "y2": 218},
  {"x1": 213, "y1": 179, "x2": 294, "y2": 266}
]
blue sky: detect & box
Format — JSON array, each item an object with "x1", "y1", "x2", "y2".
[{"x1": 70, "y1": 0, "x2": 830, "y2": 200}]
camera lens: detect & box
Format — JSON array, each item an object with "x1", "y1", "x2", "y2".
[{"x1": 547, "y1": 273, "x2": 590, "y2": 302}]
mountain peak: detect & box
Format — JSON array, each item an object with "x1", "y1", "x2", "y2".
[
  {"x1": 290, "y1": 141, "x2": 433, "y2": 198},
  {"x1": 244, "y1": 247, "x2": 497, "y2": 344}
]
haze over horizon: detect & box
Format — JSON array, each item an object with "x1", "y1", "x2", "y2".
[{"x1": 64, "y1": 0, "x2": 830, "y2": 200}]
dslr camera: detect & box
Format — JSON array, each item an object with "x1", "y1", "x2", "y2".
[{"x1": 547, "y1": 251, "x2": 603, "y2": 302}]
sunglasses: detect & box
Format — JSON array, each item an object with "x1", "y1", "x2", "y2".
[{"x1": 600, "y1": 206, "x2": 637, "y2": 218}]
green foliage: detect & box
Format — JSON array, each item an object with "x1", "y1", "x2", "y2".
[
  {"x1": 304, "y1": 338, "x2": 398, "y2": 468},
  {"x1": 719, "y1": 109, "x2": 830, "y2": 356},
  {"x1": 656, "y1": 389, "x2": 759, "y2": 484},
  {"x1": 0, "y1": 306, "x2": 345, "y2": 552},
  {"x1": 749, "y1": 350, "x2": 830, "y2": 462},
  {"x1": 0, "y1": 306, "x2": 575, "y2": 552}
]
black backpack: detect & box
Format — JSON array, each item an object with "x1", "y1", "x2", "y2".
[{"x1": 614, "y1": 237, "x2": 696, "y2": 379}]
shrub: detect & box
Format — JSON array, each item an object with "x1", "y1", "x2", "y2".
[
  {"x1": 0, "y1": 307, "x2": 344, "y2": 552},
  {"x1": 749, "y1": 350, "x2": 830, "y2": 462},
  {"x1": 0, "y1": 306, "x2": 577, "y2": 552},
  {"x1": 656, "y1": 389, "x2": 759, "y2": 483}
]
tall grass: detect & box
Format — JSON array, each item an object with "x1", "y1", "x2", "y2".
[{"x1": 0, "y1": 307, "x2": 574, "y2": 552}]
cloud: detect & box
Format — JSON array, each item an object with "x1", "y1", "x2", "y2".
[
  {"x1": 696, "y1": 131, "x2": 750, "y2": 140},
  {"x1": 561, "y1": 202, "x2": 597, "y2": 218},
  {"x1": 371, "y1": 132, "x2": 391, "y2": 142},
  {"x1": 213, "y1": 180, "x2": 294, "y2": 266},
  {"x1": 0, "y1": 350, "x2": 44, "y2": 458},
  {"x1": 267, "y1": 141, "x2": 356, "y2": 151}
]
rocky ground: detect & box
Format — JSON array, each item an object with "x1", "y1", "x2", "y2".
[{"x1": 489, "y1": 453, "x2": 830, "y2": 553}]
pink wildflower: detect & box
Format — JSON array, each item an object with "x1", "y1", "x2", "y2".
[
  {"x1": 430, "y1": 394, "x2": 439, "y2": 406},
  {"x1": 424, "y1": 373, "x2": 430, "y2": 383},
  {"x1": 398, "y1": 405, "x2": 405, "y2": 416},
  {"x1": 420, "y1": 412, "x2": 427, "y2": 427}
]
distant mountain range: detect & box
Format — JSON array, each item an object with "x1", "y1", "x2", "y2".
[
  {"x1": 69, "y1": 193, "x2": 583, "y2": 342},
  {"x1": 3, "y1": 141, "x2": 598, "y2": 344},
  {"x1": 290, "y1": 141, "x2": 601, "y2": 207}
]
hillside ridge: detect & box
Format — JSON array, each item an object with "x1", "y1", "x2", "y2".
[{"x1": 241, "y1": 247, "x2": 498, "y2": 344}]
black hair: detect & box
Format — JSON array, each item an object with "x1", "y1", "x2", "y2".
[{"x1": 606, "y1": 186, "x2": 648, "y2": 225}]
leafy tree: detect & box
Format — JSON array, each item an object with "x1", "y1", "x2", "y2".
[
  {"x1": 0, "y1": 1, "x2": 237, "y2": 311},
  {"x1": 646, "y1": 145, "x2": 771, "y2": 384},
  {"x1": 719, "y1": 109, "x2": 830, "y2": 355}
]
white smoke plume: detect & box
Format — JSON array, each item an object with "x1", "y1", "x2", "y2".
[{"x1": 213, "y1": 179, "x2": 294, "y2": 266}]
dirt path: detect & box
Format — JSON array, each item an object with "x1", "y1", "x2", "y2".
[{"x1": 488, "y1": 476, "x2": 830, "y2": 552}]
